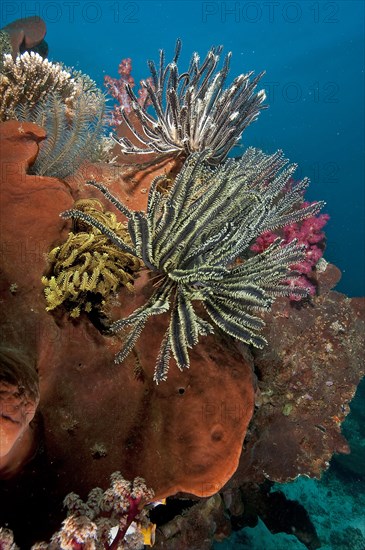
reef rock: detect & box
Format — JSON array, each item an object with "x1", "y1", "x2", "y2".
[
  {"x1": 230, "y1": 264, "x2": 365, "y2": 486},
  {"x1": 0, "y1": 16, "x2": 47, "y2": 58}
]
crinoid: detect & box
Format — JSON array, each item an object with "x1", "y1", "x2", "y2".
[
  {"x1": 17, "y1": 92, "x2": 107, "y2": 179},
  {"x1": 1, "y1": 51, "x2": 110, "y2": 178},
  {"x1": 62, "y1": 150, "x2": 324, "y2": 382},
  {"x1": 42, "y1": 199, "x2": 141, "y2": 318},
  {"x1": 115, "y1": 39, "x2": 266, "y2": 165}
]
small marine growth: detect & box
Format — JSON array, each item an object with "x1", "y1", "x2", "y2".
[{"x1": 42, "y1": 199, "x2": 141, "y2": 319}]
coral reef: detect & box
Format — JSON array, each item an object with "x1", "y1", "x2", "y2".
[
  {"x1": 0, "y1": 120, "x2": 256, "y2": 511},
  {"x1": 113, "y1": 40, "x2": 266, "y2": 164},
  {"x1": 42, "y1": 198, "x2": 141, "y2": 318},
  {"x1": 229, "y1": 264, "x2": 364, "y2": 484},
  {"x1": 63, "y1": 149, "x2": 323, "y2": 381},
  {"x1": 0, "y1": 119, "x2": 364, "y2": 549},
  {"x1": 0, "y1": 29, "x2": 364, "y2": 550}
]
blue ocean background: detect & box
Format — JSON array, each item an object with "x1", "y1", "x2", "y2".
[{"x1": 1, "y1": 1, "x2": 364, "y2": 548}]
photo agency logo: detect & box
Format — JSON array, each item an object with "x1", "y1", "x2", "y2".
[
  {"x1": 264, "y1": 80, "x2": 340, "y2": 105},
  {"x1": 202, "y1": 401, "x2": 248, "y2": 423},
  {"x1": 294, "y1": 161, "x2": 340, "y2": 186},
  {"x1": 1, "y1": 1, "x2": 140, "y2": 25},
  {"x1": 201, "y1": 1, "x2": 340, "y2": 24}
]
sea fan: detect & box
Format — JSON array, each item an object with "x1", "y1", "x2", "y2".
[
  {"x1": 62, "y1": 150, "x2": 324, "y2": 382},
  {"x1": 115, "y1": 39, "x2": 266, "y2": 164}
]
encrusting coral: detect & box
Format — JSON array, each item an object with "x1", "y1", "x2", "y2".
[
  {"x1": 114, "y1": 39, "x2": 266, "y2": 165},
  {"x1": 62, "y1": 148, "x2": 324, "y2": 382},
  {"x1": 42, "y1": 199, "x2": 141, "y2": 318}
]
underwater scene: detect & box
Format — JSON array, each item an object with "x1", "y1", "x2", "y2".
[{"x1": 0, "y1": 0, "x2": 364, "y2": 548}]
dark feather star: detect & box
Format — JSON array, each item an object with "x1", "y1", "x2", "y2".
[{"x1": 62, "y1": 149, "x2": 324, "y2": 383}]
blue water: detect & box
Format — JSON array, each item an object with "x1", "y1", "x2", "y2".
[{"x1": 1, "y1": 0, "x2": 363, "y2": 296}]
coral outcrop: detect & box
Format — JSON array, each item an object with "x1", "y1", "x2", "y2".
[
  {"x1": 0, "y1": 16, "x2": 47, "y2": 60},
  {"x1": 231, "y1": 263, "x2": 364, "y2": 484},
  {"x1": 63, "y1": 150, "x2": 324, "y2": 382},
  {"x1": 1, "y1": 116, "x2": 364, "y2": 549},
  {"x1": 0, "y1": 120, "x2": 256, "y2": 546}
]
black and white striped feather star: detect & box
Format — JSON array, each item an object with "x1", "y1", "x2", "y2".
[
  {"x1": 115, "y1": 39, "x2": 266, "y2": 165},
  {"x1": 61, "y1": 149, "x2": 324, "y2": 383}
]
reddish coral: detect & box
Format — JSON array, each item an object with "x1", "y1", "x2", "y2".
[
  {"x1": 104, "y1": 58, "x2": 135, "y2": 118},
  {"x1": 1, "y1": 16, "x2": 47, "y2": 58}
]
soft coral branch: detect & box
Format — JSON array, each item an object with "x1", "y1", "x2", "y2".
[
  {"x1": 104, "y1": 58, "x2": 152, "y2": 126},
  {"x1": 251, "y1": 201, "x2": 330, "y2": 301},
  {"x1": 33, "y1": 473, "x2": 155, "y2": 549}
]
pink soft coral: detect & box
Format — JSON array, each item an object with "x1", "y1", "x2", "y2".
[
  {"x1": 104, "y1": 57, "x2": 152, "y2": 126},
  {"x1": 251, "y1": 201, "x2": 329, "y2": 301}
]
